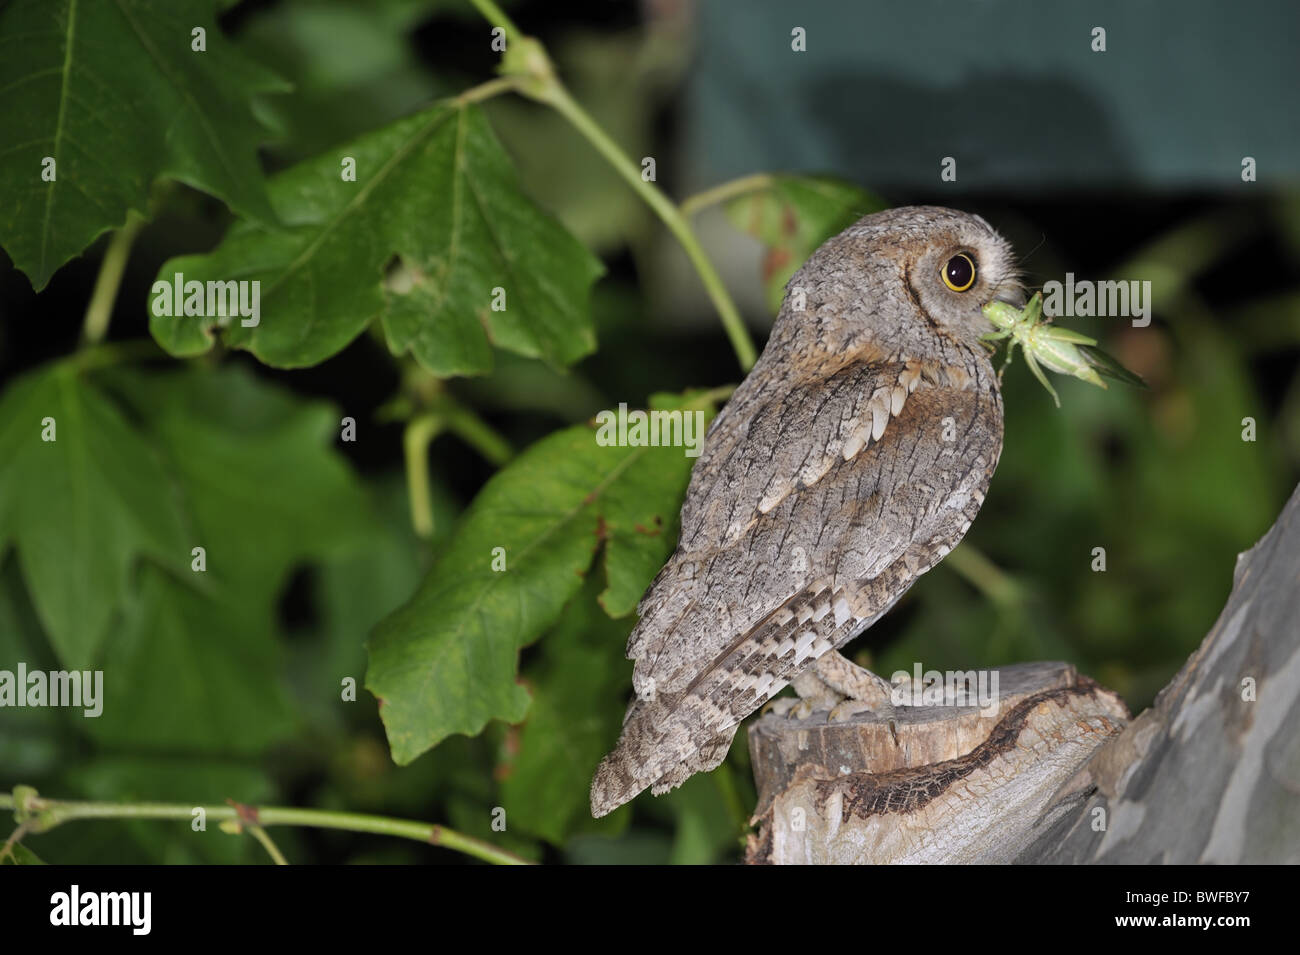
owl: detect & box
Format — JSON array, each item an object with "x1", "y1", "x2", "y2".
[{"x1": 590, "y1": 206, "x2": 1024, "y2": 818}]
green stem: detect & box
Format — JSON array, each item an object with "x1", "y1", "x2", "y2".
[
  {"x1": 405, "y1": 413, "x2": 445, "y2": 538},
  {"x1": 466, "y1": 1, "x2": 757, "y2": 371},
  {"x1": 467, "y1": 0, "x2": 522, "y2": 40},
  {"x1": 543, "y1": 86, "x2": 756, "y2": 370},
  {"x1": 688, "y1": 383, "x2": 738, "y2": 409},
  {"x1": 81, "y1": 212, "x2": 145, "y2": 346},
  {"x1": 944, "y1": 544, "x2": 1022, "y2": 608},
  {"x1": 453, "y1": 74, "x2": 523, "y2": 106},
  {"x1": 0, "y1": 821, "x2": 33, "y2": 864},
  {"x1": 680, "y1": 173, "x2": 777, "y2": 219},
  {"x1": 443, "y1": 405, "x2": 514, "y2": 466},
  {"x1": 2, "y1": 792, "x2": 530, "y2": 865},
  {"x1": 246, "y1": 824, "x2": 289, "y2": 865}
]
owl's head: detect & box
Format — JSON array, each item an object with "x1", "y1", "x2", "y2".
[{"x1": 838, "y1": 206, "x2": 1024, "y2": 348}]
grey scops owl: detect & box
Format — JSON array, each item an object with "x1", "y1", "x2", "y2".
[{"x1": 590, "y1": 206, "x2": 1024, "y2": 817}]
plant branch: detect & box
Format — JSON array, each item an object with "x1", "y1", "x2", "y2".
[
  {"x1": 246, "y1": 824, "x2": 289, "y2": 865},
  {"x1": 688, "y1": 383, "x2": 739, "y2": 408},
  {"x1": 945, "y1": 543, "x2": 1023, "y2": 609},
  {"x1": 542, "y1": 86, "x2": 756, "y2": 370},
  {"x1": 442, "y1": 403, "x2": 514, "y2": 466},
  {"x1": 398, "y1": 362, "x2": 516, "y2": 537},
  {"x1": 81, "y1": 212, "x2": 145, "y2": 347},
  {"x1": 405, "y1": 413, "x2": 445, "y2": 538},
  {"x1": 681, "y1": 173, "x2": 777, "y2": 219},
  {"x1": 453, "y1": 74, "x2": 523, "y2": 107},
  {"x1": 0, "y1": 821, "x2": 33, "y2": 864},
  {"x1": 2, "y1": 790, "x2": 531, "y2": 865},
  {"x1": 467, "y1": 0, "x2": 522, "y2": 41},
  {"x1": 468, "y1": 2, "x2": 758, "y2": 371}
]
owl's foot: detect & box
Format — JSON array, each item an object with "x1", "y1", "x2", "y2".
[
  {"x1": 771, "y1": 669, "x2": 843, "y2": 720},
  {"x1": 815, "y1": 654, "x2": 899, "y2": 745},
  {"x1": 762, "y1": 696, "x2": 802, "y2": 718},
  {"x1": 827, "y1": 699, "x2": 876, "y2": 722},
  {"x1": 765, "y1": 697, "x2": 821, "y2": 719},
  {"x1": 814, "y1": 650, "x2": 896, "y2": 711},
  {"x1": 815, "y1": 652, "x2": 900, "y2": 739},
  {"x1": 775, "y1": 652, "x2": 899, "y2": 724}
]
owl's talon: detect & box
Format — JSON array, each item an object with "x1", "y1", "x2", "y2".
[
  {"x1": 766, "y1": 696, "x2": 822, "y2": 720},
  {"x1": 814, "y1": 651, "x2": 896, "y2": 709},
  {"x1": 790, "y1": 699, "x2": 819, "y2": 720},
  {"x1": 828, "y1": 700, "x2": 874, "y2": 722},
  {"x1": 763, "y1": 697, "x2": 798, "y2": 717},
  {"x1": 828, "y1": 698, "x2": 898, "y2": 724}
]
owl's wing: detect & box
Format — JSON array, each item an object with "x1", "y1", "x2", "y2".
[{"x1": 591, "y1": 347, "x2": 1003, "y2": 816}]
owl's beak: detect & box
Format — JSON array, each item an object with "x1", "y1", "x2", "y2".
[{"x1": 990, "y1": 286, "x2": 1026, "y2": 308}]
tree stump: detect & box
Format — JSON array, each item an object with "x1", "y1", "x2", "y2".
[{"x1": 746, "y1": 481, "x2": 1300, "y2": 864}]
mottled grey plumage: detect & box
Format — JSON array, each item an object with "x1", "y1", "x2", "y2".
[{"x1": 591, "y1": 206, "x2": 1023, "y2": 817}]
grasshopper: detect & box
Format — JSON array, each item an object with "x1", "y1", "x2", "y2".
[{"x1": 980, "y1": 292, "x2": 1146, "y2": 407}]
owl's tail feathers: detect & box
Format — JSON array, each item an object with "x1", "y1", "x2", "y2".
[
  {"x1": 589, "y1": 749, "x2": 642, "y2": 819},
  {"x1": 590, "y1": 701, "x2": 737, "y2": 818}
]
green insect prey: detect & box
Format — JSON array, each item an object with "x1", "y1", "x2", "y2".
[{"x1": 981, "y1": 292, "x2": 1146, "y2": 407}]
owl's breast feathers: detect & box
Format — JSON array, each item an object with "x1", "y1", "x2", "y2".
[{"x1": 590, "y1": 327, "x2": 1004, "y2": 817}]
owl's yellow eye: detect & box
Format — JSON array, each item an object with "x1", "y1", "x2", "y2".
[{"x1": 942, "y1": 253, "x2": 977, "y2": 292}]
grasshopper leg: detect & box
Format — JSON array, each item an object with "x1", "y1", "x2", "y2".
[
  {"x1": 996, "y1": 339, "x2": 1020, "y2": 384},
  {"x1": 1023, "y1": 347, "x2": 1061, "y2": 407}
]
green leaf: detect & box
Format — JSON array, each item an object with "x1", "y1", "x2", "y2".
[
  {"x1": 1, "y1": 842, "x2": 46, "y2": 865},
  {"x1": 663, "y1": 774, "x2": 740, "y2": 865},
  {"x1": 235, "y1": 0, "x2": 449, "y2": 164},
  {"x1": 0, "y1": 361, "x2": 370, "y2": 753},
  {"x1": 84, "y1": 567, "x2": 296, "y2": 754},
  {"x1": 150, "y1": 104, "x2": 604, "y2": 375},
  {"x1": 290, "y1": 475, "x2": 434, "y2": 733},
  {"x1": 445, "y1": 794, "x2": 542, "y2": 864},
  {"x1": 0, "y1": 559, "x2": 66, "y2": 779},
  {"x1": 0, "y1": 365, "x2": 188, "y2": 666},
  {"x1": 564, "y1": 830, "x2": 672, "y2": 864},
  {"x1": 0, "y1": 0, "x2": 283, "y2": 290},
  {"x1": 89, "y1": 364, "x2": 372, "y2": 750},
  {"x1": 594, "y1": 394, "x2": 700, "y2": 619},
  {"x1": 724, "y1": 175, "x2": 886, "y2": 312},
  {"x1": 501, "y1": 576, "x2": 633, "y2": 844},
  {"x1": 367, "y1": 390, "x2": 719, "y2": 765},
  {"x1": 102, "y1": 364, "x2": 374, "y2": 613}
]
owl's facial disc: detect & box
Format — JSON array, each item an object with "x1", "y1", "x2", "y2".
[{"x1": 905, "y1": 218, "x2": 1023, "y2": 344}]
